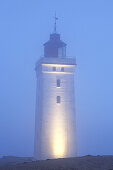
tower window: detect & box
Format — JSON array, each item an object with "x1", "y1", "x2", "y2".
[
  {"x1": 53, "y1": 67, "x2": 56, "y2": 71},
  {"x1": 61, "y1": 67, "x2": 64, "y2": 72},
  {"x1": 57, "y1": 96, "x2": 61, "y2": 103},
  {"x1": 57, "y1": 79, "x2": 60, "y2": 87}
]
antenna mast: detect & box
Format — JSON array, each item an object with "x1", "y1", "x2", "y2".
[{"x1": 54, "y1": 13, "x2": 58, "y2": 33}]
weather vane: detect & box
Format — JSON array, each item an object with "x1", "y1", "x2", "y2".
[{"x1": 54, "y1": 12, "x2": 58, "y2": 33}]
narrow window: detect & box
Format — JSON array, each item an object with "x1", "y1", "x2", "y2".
[
  {"x1": 61, "y1": 67, "x2": 64, "y2": 72},
  {"x1": 53, "y1": 67, "x2": 56, "y2": 71},
  {"x1": 57, "y1": 96, "x2": 61, "y2": 103},
  {"x1": 57, "y1": 79, "x2": 60, "y2": 87}
]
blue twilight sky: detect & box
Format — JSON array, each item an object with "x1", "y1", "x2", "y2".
[{"x1": 0, "y1": 0, "x2": 113, "y2": 157}]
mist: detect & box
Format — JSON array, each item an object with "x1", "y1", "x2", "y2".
[{"x1": 0, "y1": 0, "x2": 113, "y2": 158}]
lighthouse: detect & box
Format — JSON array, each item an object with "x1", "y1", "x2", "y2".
[{"x1": 34, "y1": 20, "x2": 76, "y2": 160}]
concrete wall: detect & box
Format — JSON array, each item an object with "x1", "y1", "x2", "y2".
[{"x1": 34, "y1": 58, "x2": 76, "y2": 160}]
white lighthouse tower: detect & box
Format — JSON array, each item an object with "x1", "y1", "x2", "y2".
[{"x1": 34, "y1": 22, "x2": 76, "y2": 160}]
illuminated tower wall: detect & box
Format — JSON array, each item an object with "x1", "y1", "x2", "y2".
[{"x1": 34, "y1": 33, "x2": 76, "y2": 160}]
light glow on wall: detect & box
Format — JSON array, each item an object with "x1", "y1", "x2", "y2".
[
  {"x1": 42, "y1": 71, "x2": 74, "y2": 74},
  {"x1": 42, "y1": 63, "x2": 75, "y2": 67},
  {"x1": 50, "y1": 105, "x2": 67, "y2": 158},
  {"x1": 53, "y1": 130, "x2": 65, "y2": 157}
]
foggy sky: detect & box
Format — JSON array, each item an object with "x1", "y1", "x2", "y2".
[{"x1": 0, "y1": 0, "x2": 113, "y2": 157}]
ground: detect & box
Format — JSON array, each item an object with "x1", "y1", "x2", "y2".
[{"x1": 0, "y1": 155, "x2": 113, "y2": 170}]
